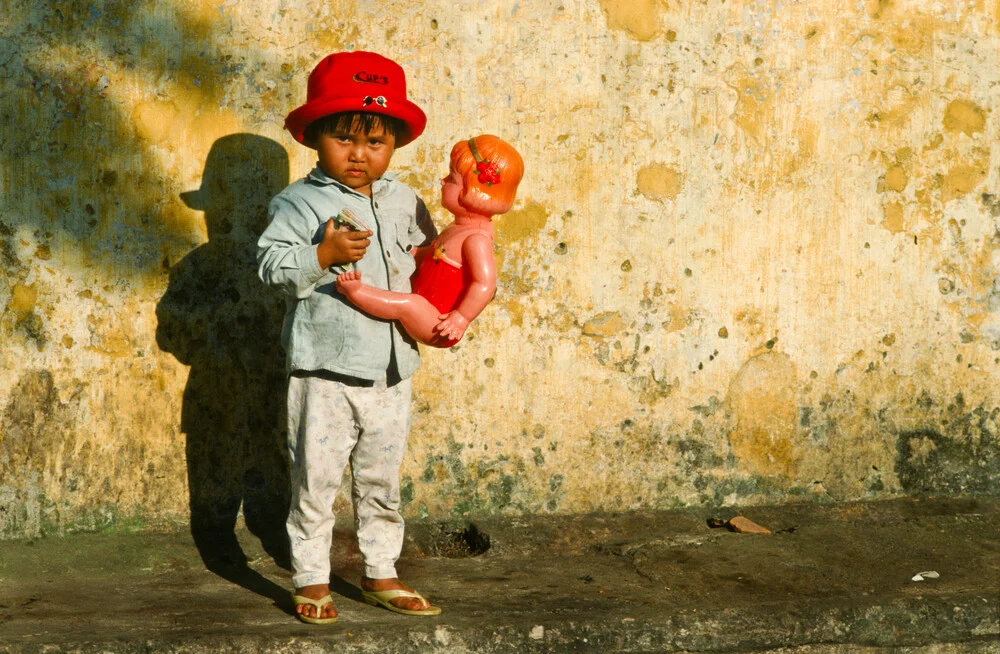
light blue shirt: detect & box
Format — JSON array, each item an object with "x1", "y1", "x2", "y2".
[{"x1": 257, "y1": 167, "x2": 437, "y2": 381}]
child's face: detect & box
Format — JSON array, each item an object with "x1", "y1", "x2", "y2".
[{"x1": 314, "y1": 123, "x2": 396, "y2": 196}]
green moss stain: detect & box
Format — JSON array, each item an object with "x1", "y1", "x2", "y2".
[
  {"x1": 704, "y1": 475, "x2": 804, "y2": 507},
  {"x1": 417, "y1": 436, "x2": 553, "y2": 517},
  {"x1": 0, "y1": 482, "x2": 161, "y2": 540},
  {"x1": 895, "y1": 401, "x2": 1000, "y2": 495},
  {"x1": 400, "y1": 476, "x2": 415, "y2": 509},
  {"x1": 547, "y1": 474, "x2": 565, "y2": 511}
]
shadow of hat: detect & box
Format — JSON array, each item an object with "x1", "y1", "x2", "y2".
[{"x1": 182, "y1": 134, "x2": 289, "y2": 212}]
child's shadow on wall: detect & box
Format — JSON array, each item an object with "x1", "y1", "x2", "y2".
[{"x1": 155, "y1": 134, "x2": 292, "y2": 608}]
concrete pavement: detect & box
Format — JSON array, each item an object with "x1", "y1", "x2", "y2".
[{"x1": 1, "y1": 496, "x2": 997, "y2": 653}]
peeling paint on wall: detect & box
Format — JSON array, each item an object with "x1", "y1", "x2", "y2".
[
  {"x1": 725, "y1": 352, "x2": 802, "y2": 479},
  {"x1": 637, "y1": 164, "x2": 684, "y2": 202},
  {"x1": 597, "y1": 0, "x2": 667, "y2": 42},
  {"x1": 943, "y1": 99, "x2": 987, "y2": 137}
]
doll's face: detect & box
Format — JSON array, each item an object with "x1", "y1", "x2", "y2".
[{"x1": 440, "y1": 169, "x2": 469, "y2": 217}]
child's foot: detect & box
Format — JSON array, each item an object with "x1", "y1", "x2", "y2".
[
  {"x1": 293, "y1": 583, "x2": 338, "y2": 621},
  {"x1": 336, "y1": 270, "x2": 363, "y2": 298},
  {"x1": 361, "y1": 577, "x2": 435, "y2": 612}
]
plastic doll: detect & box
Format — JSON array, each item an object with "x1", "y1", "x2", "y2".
[{"x1": 336, "y1": 135, "x2": 524, "y2": 347}]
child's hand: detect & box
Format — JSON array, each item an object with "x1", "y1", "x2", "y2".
[
  {"x1": 317, "y1": 218, "x2": 372, "y2": 269},
  {"x1": 434, "y1": 311, "x2": 470, "y2": 343}
]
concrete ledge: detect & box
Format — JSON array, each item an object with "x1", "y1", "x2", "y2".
[{"x1": 0, "y1": 497, "x2": 996, "y2": 653}]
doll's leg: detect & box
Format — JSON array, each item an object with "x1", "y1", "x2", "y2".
[{"x1": 336, "y1": 271, "x2": 445, "y2": 345}]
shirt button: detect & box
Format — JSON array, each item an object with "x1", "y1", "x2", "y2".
[
  {"x1": 374, "y1": 202, "x2": 379, "y2": 208},
  {"x1": 386, "y1": 250, "x2": 391, "y2": 257}
]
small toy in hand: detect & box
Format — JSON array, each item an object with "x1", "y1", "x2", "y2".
[{"x1": 332, "y1": 207, "x2": 369, "y2": 232}]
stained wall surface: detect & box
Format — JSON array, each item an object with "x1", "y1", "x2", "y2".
[{"x1": 1, "y1": 0, "x2": 998, "y2": 538}]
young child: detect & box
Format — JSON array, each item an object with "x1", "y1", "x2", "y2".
[
  {"x1": 257, "y1": 51, "x2": 441, "y2": 624},
  {"x1": 336, "y1": 135, "x2": 524, "y2": 348}
]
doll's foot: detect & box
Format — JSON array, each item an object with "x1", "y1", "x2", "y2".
[
  {"x1": 292, "y1": 583, "x2": 338, "y2": 621},
  {"x1": 361, "y1": 577, "x2": 439, "y2": 614},
  {"x1": 336, "y1": 270, "x2": 363, "y2": 297}
]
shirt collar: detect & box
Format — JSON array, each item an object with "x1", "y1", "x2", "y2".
[{"x1": 306, "y1": 166, "x2": 396, "y2": 197}]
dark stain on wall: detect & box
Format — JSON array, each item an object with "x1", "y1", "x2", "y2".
[
  {"x1": 0, "y1": 221, "x2": 19, "y2": 269},
  {"x1": 414, "y1": 435, "x2": 547, "y2": 517},
  {"x1": 1, "y1": 369, "x2": 64, "y2": 472},
  {"x1": 0, "y1": 368, "x2": 84, "y2": 537},
  {"x1": 895, "y1": 401, "x2": 1000, "y2": 495}
]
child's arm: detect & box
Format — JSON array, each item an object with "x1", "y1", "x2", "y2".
[
  {"x1": 433, "y1": 233, "x2": 497, "y2": 342},
  {"x1": 257, "y1": 197, "x2": 371, "y2": 299}
]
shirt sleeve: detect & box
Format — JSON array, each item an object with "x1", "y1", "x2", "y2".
[
  {"x1": 408, "y1": 195, "x2": 438, "y2": 249},
  {"x1": 256, "y1": 194, "x2": 327, "y2": 299}
]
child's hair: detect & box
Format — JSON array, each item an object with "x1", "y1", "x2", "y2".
[
  {"x1": 303, "y1": 111, "x2": 407, "y2": 147},
  {"x1": 451, "y1": 135, "x2": 524, "y2": 215}
]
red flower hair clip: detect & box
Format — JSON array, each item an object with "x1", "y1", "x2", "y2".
[
  {"x1": 468, "y1": 138, "x2": 501, "y2": 186},
  {"x1": 475, "y1": 160, "x2": 501, "y2": 186}
]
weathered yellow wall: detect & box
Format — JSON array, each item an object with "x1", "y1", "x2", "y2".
[{"x1": 1, "y1": 0, "x2": 998, "y2": 538}]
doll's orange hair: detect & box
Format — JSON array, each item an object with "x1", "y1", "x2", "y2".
[{"x1": 450, "y1": 135, "x2": 524, "y2": 215}]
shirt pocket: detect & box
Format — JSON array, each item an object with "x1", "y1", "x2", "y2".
[
  {"x1": 392, "y1": 230, "x2": 418, "y2": 280},
  {"x1": 286, "y1": 317, "x2": 346, "y2": 369},
  {"x1": 290, "y1": 292, "x2": 352, "y2": 364}
]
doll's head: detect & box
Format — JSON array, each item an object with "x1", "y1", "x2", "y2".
[{"x1": 450, "y1": 135, "x2": 524, "y2": 215}]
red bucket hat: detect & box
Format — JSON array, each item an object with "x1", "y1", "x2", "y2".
[{"x1": 285, "y1": 51, "x2": 426, "y2": 148}]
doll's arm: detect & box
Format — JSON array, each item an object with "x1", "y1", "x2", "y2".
[{"x1": 434, "y1": 233, "x2": 497, "y2": 341}]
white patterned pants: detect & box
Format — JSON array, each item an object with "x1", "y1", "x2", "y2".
[{"x1": 285, "y1": 373, "x2": 412, "y2": 588}]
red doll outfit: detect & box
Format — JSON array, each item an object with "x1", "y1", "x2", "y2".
[{"x1": 409, "y1": 227, "x2": 493, "y2": 348}]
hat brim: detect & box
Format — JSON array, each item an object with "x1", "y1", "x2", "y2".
[
  {"x1": 285, "y1": 97, "x2": 426, "y2": 148},
  {"x1": 180, "y1": 189, "x2": 206, "y2": 210}
]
